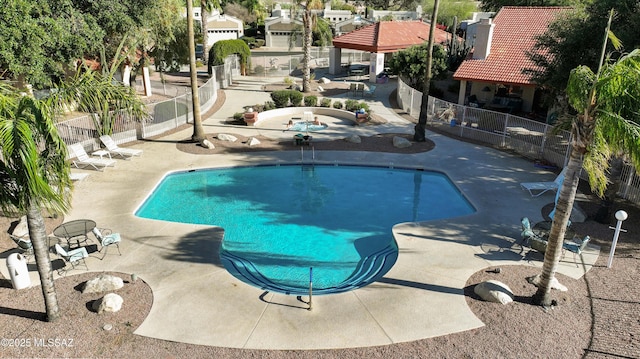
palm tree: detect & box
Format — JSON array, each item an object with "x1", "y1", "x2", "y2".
[
  {"x1": 297, "y1": 0, "x2": 330, "y2": 92},
  {"x1": 413, "y1": 0, "x2": 440, "y2": 142},
  {"x1": 532, "y1": 12, "x2": 640, "y2": 306},
  {"x1": 0, "y1": 71, "x2": 148, "y2": 322},
  {"x1": 187, "y1": 0, "x2": 205, "y2": 142}
]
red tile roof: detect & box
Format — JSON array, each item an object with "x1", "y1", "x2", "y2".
[
  {"x1": 332, "y1": 21, "x2": 454, "y2": 53},
  {"x1": 453, "y1": 7, "x2": 569, "y2": 86}
]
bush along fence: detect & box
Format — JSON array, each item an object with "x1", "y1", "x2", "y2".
[
  {"x1": 396, "y1": 77, "x2": 640, "y2": 205},
  {"x1": 56, "y1": 56, "x2": 238, "y2": 153}
]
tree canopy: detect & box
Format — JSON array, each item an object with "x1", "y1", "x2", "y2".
[
  {"x1": 0, "y1": 0, "x2": 103, "y2": 88},
  {"x1": 0, "y1": 0, "x2": 183, "y2": 89},
  {"x1": 388, "y1": 43, "x2": 448, "y2": 92},
  {"x1": 527, "y1": 0, "x2": 640, "y2": 100}
]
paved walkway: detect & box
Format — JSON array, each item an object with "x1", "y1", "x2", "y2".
[{"x1": 1, "y1": 75, "x2": 599, "y2": 350}]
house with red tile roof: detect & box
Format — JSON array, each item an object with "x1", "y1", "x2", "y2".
[
  {"x1": 331, "y1": 21, "x2": 455, "y2": 82},
  {"x1": 453, "y1": 6, "x2": 569, "y2": 115}
]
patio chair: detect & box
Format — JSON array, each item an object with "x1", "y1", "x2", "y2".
[
  {"x1": 364, "y1": 85, "x2": 377, "y2": 97},
  {"x1": 520, "y1": 217, "x2": 547, "y2": 253},
  {"x1": 349, "y1": 83, "x2": 357, "y2": 95},
  {"x1": 55, "y1": 243, "x2": 89, "y2": 272},
  {"x1": 68, "y1": 143, "x2": 116, "y2": 171},
  {"x1": 520, "y1": 168, "x2": 566, "y2": 197},
  {"x1": 562, "y1": 235, "x2": 590, "y2": 267},
  {"x1": 9, "y1": 234, "x2": 33, "y2": 260},
  {"x1": 99, "y1": 135, "x2": 143, "y2": 159},
  {"x1": 92, "y1": 227, "x2": 122, "y2": 260},
  {"x1": 356, "y1": 83, "x2": 365, "y2": 96}
]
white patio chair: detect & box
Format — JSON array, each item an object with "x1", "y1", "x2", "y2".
[
  {"x1": 99, "y1": 135, "x2": 143, "y2": 159},
  {"x1": 68, "y1": 143, "x2": 116, "y2": 171},
  {"x1": 520, "y1": 168, "x2": 566, "y2": 197}
]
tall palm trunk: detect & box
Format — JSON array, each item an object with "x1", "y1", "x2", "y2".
[
  {"x1": 414, "y1": 0, "x2": 440, "y2": 142},
  {"x1": 26, "y1": 204, "x2": 60, "y2": 322},
  {"x1": 187, "y1": 0, "x2": 205, "y2": 142},
  {"x1": 301, "y1": 9, "x2": 313, "y2": 93},
  {"x1": 533, "y1": 148, "x2": 584, "y2": 306}
]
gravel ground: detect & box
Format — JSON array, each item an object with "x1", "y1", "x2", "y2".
[{"x1": 1, "y1": 76, "x2": 638, "y2": 358}]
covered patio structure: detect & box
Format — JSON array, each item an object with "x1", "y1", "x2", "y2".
[{"x1": 330, "y1": 21, "x2": 454, "y2": 83}]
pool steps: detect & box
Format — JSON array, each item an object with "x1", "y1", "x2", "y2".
[{"x1": 220, "y1": 244, "x2": 398, "y2": 295}]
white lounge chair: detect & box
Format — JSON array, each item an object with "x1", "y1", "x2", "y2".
[
  {"x1": 520, "y1": 168, "x2": 566, "y2": 197},
  {"x1": 69, "y1": 143, "x2": 116, "y2": 171},
  {"x1": 100, "y1": 135, "x2": 143, "y2": 159}
]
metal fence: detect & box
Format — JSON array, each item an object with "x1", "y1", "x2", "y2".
[
  {"x1": 249, "y1": 48, "x2": 370, "y2": 77},
  {"x1": 397, "y1": 78, "x2": 640, "y2": 205},
  {"x1": 55, "y1": 56, "x2": 237, "y2": 152}
]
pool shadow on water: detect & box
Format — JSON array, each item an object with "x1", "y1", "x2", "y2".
[{"x1": 166, "y1": 227, "x2": 225, "y2": 267}]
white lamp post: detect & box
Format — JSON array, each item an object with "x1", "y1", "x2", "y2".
[{"x1": 607, "y1": 210, "x2": 628, "y2": 268}]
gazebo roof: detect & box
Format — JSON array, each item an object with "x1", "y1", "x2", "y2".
[{"x1": 332, "y1": 21, "x2": 453, "y2": 53}]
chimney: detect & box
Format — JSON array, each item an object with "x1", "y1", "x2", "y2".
[{"x1": 473, "y1": 18, "x2": 495, "y2": 60}]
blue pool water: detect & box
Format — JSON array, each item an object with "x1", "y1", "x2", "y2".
[
  {"x1": 136, "y1": 165, "x2": 475, "y2": 295},
  {"x1": 289, "y1": 121, "x2": 327, "y2": 132}
]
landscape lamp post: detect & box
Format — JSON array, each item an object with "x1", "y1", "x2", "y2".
[{"x1": 607, "y1": 210, "x2": 628, "y2": 268}]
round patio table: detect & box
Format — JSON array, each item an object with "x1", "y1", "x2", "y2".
[
  {"x1": 533, "y1": 221, "x2": 576, "y2": 241},
  {"x1": 53, "y1": 219, "x2": 97, "y2": 248}
]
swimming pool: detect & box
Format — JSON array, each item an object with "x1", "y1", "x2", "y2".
[{"x1": 136, "y1": 165, "x2": 475, "y2": 295}]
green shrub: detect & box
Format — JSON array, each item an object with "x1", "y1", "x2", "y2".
[
  {"x1": 253, "y1": 65, "x2": 264, "y2": 75},
  {"x1": 333, "y1": 101, "x2": 344, "y2": 109},
  {"x1": 263, "y1": 101, "x2": 276, "y2": 111},
  {"x1": 304, "y1": 95, "x2": 318, "y2": 107},
  {"x1": 357, "y1": 102, "x2": 370, "y2": 113},
  {"x1": 289, "y1": 90, "x2": 303, "y2": 106},
  {"x1": 271, "y1": 90, "x2": 290, "y2": 108},
  {"x1": 284, "y1": 77, "x2": 295, "y2": 85},
  {"x1": 344, "y1": 99, "x2": 360, "y2": 112},
  {"x1": 320, "y1": 98, "x2": 332, "y2": 107},
  {"x1": 233, "y1": 112, "x2": 244, "y2": 121}
]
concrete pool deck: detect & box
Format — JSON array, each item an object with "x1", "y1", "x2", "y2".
[{"x1": 1, "y1": 76, "x2": 599, "y2": 350}]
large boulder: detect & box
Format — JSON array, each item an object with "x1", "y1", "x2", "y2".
[
  {"x1": 82, "y1": 274, "x2": 124, "y2": 294},
  {"x1": 393, "y1": 136, "x2": 412, "y2": 148},
  {"x1": 201, "y1": 139, "x2": 215, "y2": 149},
  {"x1": 248, "y1": 137, "x2": 261, "y2": 146},
  {"x1": 92, "y1": 293, "x2": 123, "y2": 314},
  {"x1": 474, "y1": 280, "x2": 514, "y2": 304},
  {"x1": 217, "y1": 134, "x2": 238, "y2": 142},
  {"x1": 318, "y1": 77, "x2": 331, "y2": 84},
  {"x1": 12, "y1": 216, "x2": 29, "y2": 237},
  {"x1": 527, "y1": 274, "x2": 568, "y2": 292},
  {"x1": 344, "y1": 135, "x2": 361, "y2": 144}
]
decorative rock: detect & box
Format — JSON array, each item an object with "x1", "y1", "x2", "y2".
[
  {"x1": 393, "y1": 136, "x2": 412, "y2": 148},
  {"x1": 92, "y1": 293, "x2": 123, "y2": 314},
  {"x1": 12, "y1": 216, "x2": 29, "y2": 237},
  {"x1": 247, "y1": 137, "x2": 261, "y2": 146},
  {"x1": 82, "y1": 274, "x2": 124, "y2": 294},
  {"x1": 474, "y1": 280, "x2": 514, "y2": 304},
  {"x1": 103, "y1": 324, "x2": 113, "y2": 331},
  {"x1": 344, "y1": 135, "x2": 361, "y2": 144},
  {"x1": 319, "y1": 77, "x2": 331, "y2": 84},
  {"x1": 527, "y1": 274, "x2": 568, "y2": 292},
  {"x1": 217, "y1": 134, "x2": 238, "y2": 142},
  {"x1": 317, "y1": 86, "x2": 324, "y2": 92},
  {"x1": 201, "y1": 139, "x2": 215, "y2": 149}
]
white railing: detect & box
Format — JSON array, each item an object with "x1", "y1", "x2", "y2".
[
  {"x1": 397, "y1": 77, "x2": 640, "y2": 205},
  {"x1": 56, "y1": 56, "x2": 237, "y2": 151}
]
